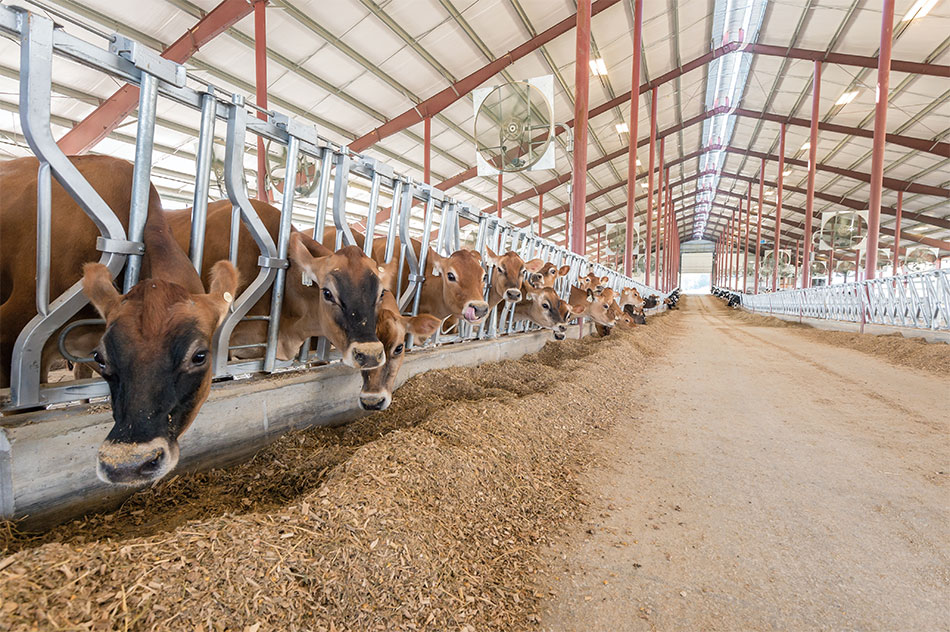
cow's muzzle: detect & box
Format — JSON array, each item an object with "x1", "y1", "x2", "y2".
[
  {"x1": 504, "y1": 288, "x2": 522, "y2": 302},
  {"x1": 462, "y1": 300, "x2": 490, "y2": 323},
  {"x1": 346, "y1": 341, "x2": 386, "y2": 369},
  {"x1": 97, "y1": 437, "x2": 178, "y2": 485},
  {"x1": 359, "y1": 390, "x2": 392, "y2": 411}
]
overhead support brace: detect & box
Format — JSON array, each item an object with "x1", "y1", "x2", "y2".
[
  {"x1": 348, "y1": 0, "x2": 621, "y2": 153},
  {"x1": 57, "y1": 0, "x2": 257, "y2": 155}
]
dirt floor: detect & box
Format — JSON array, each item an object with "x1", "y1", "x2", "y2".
[
  {"x1": 2, "y1": 296, "x2": 947, "y2": 631},
  {"x1": 540, "y1": 296, "x2": 950, "y2": 631}
]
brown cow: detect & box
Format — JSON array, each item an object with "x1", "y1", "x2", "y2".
[
  {"x1": 619, "y1": 286, "x2": 644, "y2": 311},
  {"x1": 358, "y1": 289, "x2": 441, "y2": 411},
  {"x1": 513, "y1": 284, "x2": 570, "y2": 340},
  {"x1": 166, "y1": 200, "x2": 388, "y2": 369},
  {"x1": 524, "y1": 259, "x2": 570, "y2": 289},
  {"x1": 567, "y1": 285, "x2": 619, "y2": 328},
  {"x1": 0, "y1": 155, "x2": 239, "y2": 485},
  {"x1": 485, "y1": 248, "x2": 528, "y2": 308}
]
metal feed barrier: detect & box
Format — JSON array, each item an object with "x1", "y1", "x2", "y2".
[
  {"x1": 0, "y1": 5, "x2": 666, "y2": 412},
  {"x1": 718, "y1": 269, "x2": 950, "y2": 332}
]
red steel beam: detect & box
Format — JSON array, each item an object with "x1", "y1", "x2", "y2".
[
  {"x1": 656, "y1": 142, "x2": 665, "y2": 288},
  {"x1": 58, "y1": 0, "x2": 257, "y2": 155},
  {"x1": 725, "y1": 147, "x2": 947, "y2": 198},
  {"x1": 735, "y1": 108, "x2": 948, "y2": 158},
  {"x1": 743, "y1": 186, "x2": 751, "y2": 293},
  {"x1": 624, "y1": 0, "x2": 643, "y2": 276},
  {"x1": 645, "y1": 87, "x2": 657, "y2": 283},
  {"x1": 348, "y1": 0, "x2": 622, "y2": 153},
  {"x1": 423, "y1": 117, "x2": 431, "y2": 184},
  {"x1": 755, "y1": 161, "x2": 764, "y2": 294},
  {"x1": 748, "y1": 43, "x2": 949, "y2": 78},
  {"x1": 892, "y1": 190, "x2": 902, "y2": 277},
  {"x1": 865, "y1": 0, "x2": 895, "y2": 280},
  {"x1": 772, "y1": 123, "x2": 786, "y2": 291}
]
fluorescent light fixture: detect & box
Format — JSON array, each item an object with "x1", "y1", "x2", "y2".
[
  {"x1": 636, "y1": 158, "x2": 642, "y2": 166},
  {"x1": 902, "y1": 0, "x2": 938, "y2": 21},
  {"x1": 590, "y1": 58, "x2": 608, "y2": 76},
  {"x1": 800, "y1": 141, "x2": 810, "y2": 151},
  {"x1": 640, "y1": 182, "x2": 648, "y2": 188},
  {"x1": 782, "y1": 169, "x2": 792, "y2": 176},
  {"x1": 615, "y1": 122, "x2": 629, "y2": 134},
  {"x1": 835, "y1": 90, "x2": 859, "y2": 106}
]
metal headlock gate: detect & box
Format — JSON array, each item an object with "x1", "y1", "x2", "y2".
[
  {"x1": 715, "y1": 269, "x2": 950, "y2": 333},
  {"x1": 0, "y1": 5, "x2": 667, "y2": 414}
]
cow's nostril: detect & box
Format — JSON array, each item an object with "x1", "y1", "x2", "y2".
[
  {"x1": 354, "y1": 351, "x2": 366, "y2": 365},
  {"x1": 138, "y1": 449, "x2": 165, "y2": 476}
]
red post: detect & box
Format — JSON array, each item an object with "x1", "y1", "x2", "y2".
[
  {"x1": 864, "y1": 0, "x2": 895, "y2": 280},
  {"x1": 645, "y1": 87, "x2": 657, "y2": 284},
  {"x1": 423, "y1": 116, "x2": 432, "y2": 184},
  {"x1": 892, "y1": 190, "x2": 903, "y2": 277},
  {"x1": 497, "y1": 174, "x2": 503, "y2": 218},
  {"x1": 571, "y1": 0, "x2": 592, "y2": 254},
  {"x1": 254, "y1": 0, "x2": 269, "y2": 202},
  {"x1": 624, "y1": 0, "x2": 644, "y2": 276},
  {"x1": 754, "y1": 160, "x2": 764, "y2": 293},
  {"x1": 829, "y1": 240, "x2": 835, "y2": 284},
  {"x1": 538, "y1": 192, "x2": 544, "y2": 235},
  {"x1": 655, "y1": 136, "x2": 665, "y2": 288},
  {"x1": 772, "y1": 123, "x2": 786, "y2": 291},
  {"x1": 802, "y1": 61, "x2": 821, "y2": 288},
  {"x1": 794, "y1": 240, "x2": 801, "y2": 288},
  {"x1": 597, "y1": 230, "x2": 602, "y2": 262},
  {"x1": 734, "y1": 195, "x2": 742, "y2": 289},
  {"x1": 743, "y1": 187, "x2": 751, "y2": 292}
]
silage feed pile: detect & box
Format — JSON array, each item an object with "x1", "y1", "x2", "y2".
[{"x1": 1, "y1": 312, "x2": 677, "y2": 631}]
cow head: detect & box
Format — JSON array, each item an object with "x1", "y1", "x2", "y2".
[
  {"x1": 359, "y1": 294, "x2": 441, "y2": 411},
  {"x1": 517, "y1": 285, "x2": 568, "y2": 339},
  {"x1": 525, "y1": 259, "x2": 571, "y2": 288},
  {"x1": 485, "y1": 248, "x2": 526, "y2": 306},
  {"x1": 429, "y1": 248, "x2": 489, "y2": 323},
  {"x1": 82, "y1": 260, "x2": 239, "y2": 486},
  {"x1": 288, "y1": 235, "x2": 389, "y2": 370},
  {"x1": 619, "y1": 286, "x2": 644, "y2": 309},
  {"x1": 583, "y1": 287, "x2": 619, "y2": 327}
]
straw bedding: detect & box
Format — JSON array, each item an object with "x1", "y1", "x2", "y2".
[{"x1": 0, "y1": 311, "x2": 677, "y2": 631}]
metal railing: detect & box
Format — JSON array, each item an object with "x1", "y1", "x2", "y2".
[
  {"x1": 725, "y1": 269, "x2": 950, "y2": 331},
  {"x1": 0, "y1": 5, "x2": 667, "y2": 412}
]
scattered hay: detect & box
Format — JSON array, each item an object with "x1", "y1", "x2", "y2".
[
  {"x1": 0, "y1": 312, "x2": 678, "y2": 631},
  {"x1": 718, "y1": 300, "x2": 950, "y2": 374}
]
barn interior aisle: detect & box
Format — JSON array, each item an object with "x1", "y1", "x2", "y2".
[{"x1": 541, "y1": 296, "x2": 949, "y2": 631}]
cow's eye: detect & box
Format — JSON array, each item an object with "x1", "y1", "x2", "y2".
[
  {"x1": 322, "y1": 288, "x2": 334, "y2": 302},
  {"x1": 93, "y1": 350, "x2": 106, "y2": 369},
  {"x1": 191, "y1": 350, "x2": 208, "y2": 366},
  {"x1": 393, "y1": 343, "x2": 404, "y2": 356},
  {"x1": 482, "y1": 274, "x2": 488, "y2": 284},
  {"x1": 542, "y1": 303, "x2": 550, "y2": 310},
  {"x1": 447, "y1": 272, "x2": 457, "y2": 283}
]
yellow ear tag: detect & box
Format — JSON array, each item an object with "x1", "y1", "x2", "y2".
[{"x1": 223, "y1": 292, "x2": 233, "y2": 304}]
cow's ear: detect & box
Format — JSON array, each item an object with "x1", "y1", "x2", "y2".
[
  {"x1": 375, "y1": 258, "x2": 399, "y2": 291},
  {"x1": 289, "y1": 233, "x2": 325, "y2": 285},
  {"x1": 465, "y1": 248, "x2": 482, "y2": 262},
  {"x1": 82, "y1": 263, "x2": 121, "y2": 319},
  {"x1": 524, "y1": 258, "x2": 544, "y2": 273},
  {"x1": 407, "y1": 313, "x2": 442, "y2": 338},
  {"x1": 558, "y1": 264, "x2": 571, "y2": 276},
  {"x1": 485, "y1": 247, "x2": 500, "y2": 266},
  {"x1": 199, "y1": 260, "x2": 239, "y2": 326},
  {"x1": 428, "y1": 249, "x2": 444, "y2": 276},
  {"x1": 586, "y1": 288, "x2": 595, "y2": 303}
]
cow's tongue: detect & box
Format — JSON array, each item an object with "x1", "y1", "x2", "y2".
[{"x1": 463, "y1": 305, "x2": 477, "y2": 322}]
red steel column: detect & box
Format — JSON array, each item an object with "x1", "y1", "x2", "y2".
[
  {"x1": 754, "y1": 161, "x2": 764, "y2": 293},
  {"x1": 497, "y1": 174, "x2": 503, "y2": 218},
  {"x1": 734, "y1": 196, "x2": 742, "y2": 289},
  {"x1": 254, "y1": 0, "x2": 269, "y2": 202},
  {"x1": 597, "y1": 230, "x2": 602, "y2": 262},
  {"x1": 645, "y1": 88, "x2": 658, "y2": 283},
  {"x1": 743, "y1": 187, "x2": 751, "y2": 292},
  {"x1": 864, "y1": 0, "x2": 895, "y2": 280},
  {"x1": 829, "y1": 240, "x2": 835, "y2": 284},
  {"x1": 624, "y1": 0, "x2": 644, "y2": 276},
  {"x1": 571, "y1": 0, "x2": 592, "y2": 254},
  {"x1": 655, "y1": 136, "x2": 665, "y2": 287},
  {"x1": 892, "y1": 190, "x2": 903, "y2": 277},
  {"x1": 772, "y1": 123, "x2": 786, "y2": 291},
  {"x1": 727, "y1": 210, "x2": 734, "y2": 290},
  {"x1": 423, "y1": 116, "x2": 432, "y2": 184},
  {"x1": 802, "y1": 60, "x2": 821, "y2": 288},
  {"x1": 794, "y1": 240, "x2": 801, "y2": 288},
  {"x1": 537, "y1": 192, "x2": 544, "y2": 235}
]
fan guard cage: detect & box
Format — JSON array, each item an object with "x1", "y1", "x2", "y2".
[{"x1": 473, "y1": 76, "x2": 555, "y2": 176}]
